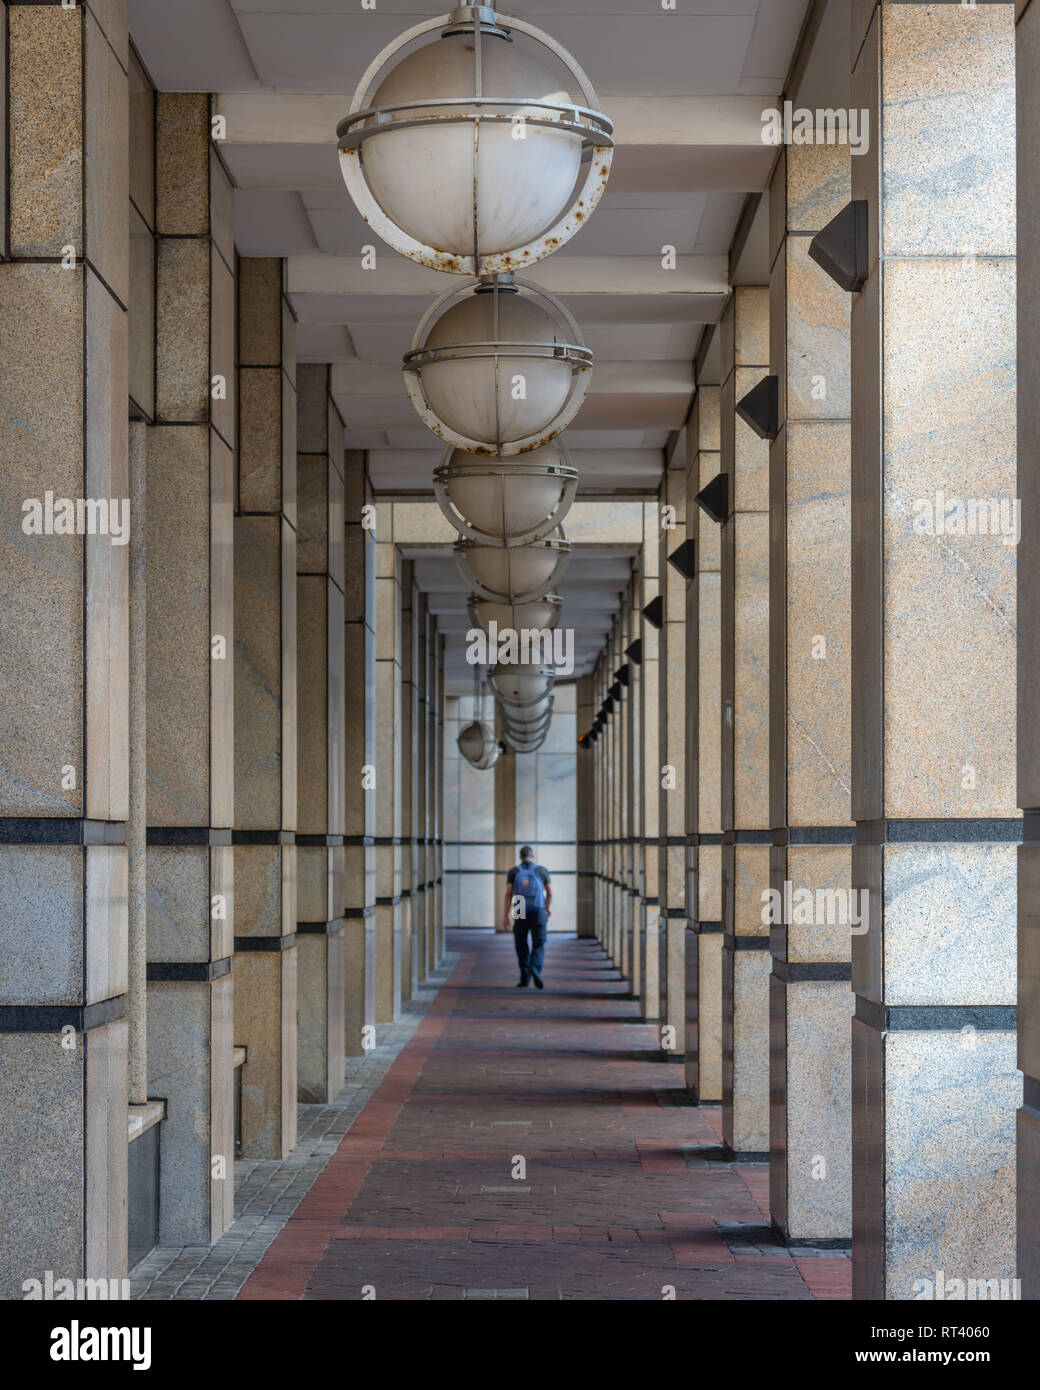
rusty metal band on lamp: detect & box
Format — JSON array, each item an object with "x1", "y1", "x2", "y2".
[{"x1": 337, "y1": 5, "x2": 613, "y2": 276}]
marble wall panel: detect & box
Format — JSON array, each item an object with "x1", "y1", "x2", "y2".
[
  {"x1": 784, "y1": 981, "x2": 854, "y2": 1240},
  {"x1": 884, "y1": 1030, "x2": 1019, "y2": 1300},
  {"x1": 880, "y1": 258, "x2": 1016, "y2": 820},
  {"x1": 785, "y1": 422, "x2": 852, "y2": 827},
  {"x1": 146, "y1": 425, "x2": 210, "y2": 825},
  {"x1": 0, "y1": 1034, "x2": 84, "y2": 1297},
  {"x1": 882, "y1": 842, "x2": 1017, "y2": 1007}
]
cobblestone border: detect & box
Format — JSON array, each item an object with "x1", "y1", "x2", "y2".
[{"x1": 131, "y1": 958, "x2": 457, "y2": 1301}]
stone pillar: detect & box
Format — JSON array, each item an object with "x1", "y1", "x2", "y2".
[
  {"x1": 597, "y1": 656, "x2": 609, "y2": 955},
  {"x1": 435, "y1": 633, "x2": 446, "y2": 964},
  {"x1": 233, "y1": 257, "x2": 297, "y2": 1159},
  {"x1": 627, "y1": 585, "x2": 643, "y2": 996},
  {"x1": 399, "y1": 562, "x2": 415, "y2": 1000},
  {"x1": 424, "y1": 603, "x2": 439, "y2": 976},
  {"x1": 127, "y1": 41, "x2": 153, "y2": 1111},
  {"x1": 577, "y1": 676, "x2": 597, "y2": 936},
  {"x1": 1019, "y1": 0, "x2": 1040, "y2": 1300},
  {"x1": 659, "y1": 456, "x2": 688, "y2": 1057},
  {"x1": 295, "y1": 363, "x2": 346, "y2": 1103},
  {"x1": 767, "y1": 138, "x2": 854, "y2": 1244},
  {"x1": 146, "y1": 92, "x2": 236, "y2": 1242},
  {"x1": 721, "y1": 285, "x2": 771, "y2": 1158},
  {"x1": 412, "y1": 588, "x2": 429, "y2": 986},
  {"x1": 344, "y1": 451, "x2": 376, "y2": 1053},
  {"x1": 641, "y1": 503, "x2": 662, "y2": 1021},
  {"x1": 851, "y1": 1, "x2": 1019, "y2": 1298},
  {"x1": 607, "y1": 621, "x2": 622, "y2": 965},
  {"x1": 374, "y1": 505, "x2": 402, "y2": 1021},
  {"x1": 619, "y1": 593, "x2": 635, "y2": 985},
  {"x1": 686, "y1": 387, "x2": 723, "y2": 1101},
  {"x1": 0, "y1": 0, "x2": 131, "y2": 1293}
]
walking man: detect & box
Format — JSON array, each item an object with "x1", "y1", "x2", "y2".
[{"x1": 503, "y1": 845, "x2": 552, "y2": 988}]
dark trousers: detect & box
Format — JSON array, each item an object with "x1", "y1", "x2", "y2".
[{"x1": 513, "y1": 911, "x2": 547, "y2": 980}]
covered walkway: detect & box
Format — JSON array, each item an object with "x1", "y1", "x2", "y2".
[{"x1": 141, "y1": 933, "x2": 850, "y2": 1301}]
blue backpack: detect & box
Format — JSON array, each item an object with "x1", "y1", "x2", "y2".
[{"x1": 513, "y1": 863, "x2": 545, "y2": 915}]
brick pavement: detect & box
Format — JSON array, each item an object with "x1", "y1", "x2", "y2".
[
  {"x1": 131, "y1": 961, "x2": 455, "y2": 1300},
  {"x1": 235, "y1": 930, "x2": 851, "y2": 1301}
]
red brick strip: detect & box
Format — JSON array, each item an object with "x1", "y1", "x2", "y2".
[{"x1": 237, "y1": 953, "x2": 475, "y2": 1300}]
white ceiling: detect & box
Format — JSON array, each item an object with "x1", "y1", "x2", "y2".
[{"x1": 129, "y1": 0, "x2": 816, "y2": 693}]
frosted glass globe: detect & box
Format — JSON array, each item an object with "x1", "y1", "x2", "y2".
[
  {"x1": 492, "y1": 667, "x2": 554, "y2": 704},
  {"x1": 420, "y1": 292, "x2": 574, "y2": 447},
  {"x1": 359, "y1": 34, "x2": 582, "y2": 260},
  {"x1": 442, "y1": 444, "x2": 575, "y2": 543},
  {"x1": 457, "y1": 720, "x2": 499, "y2": 769},
  {"x1": 474, "y1": 595, "x2": 560, "y2": 632},
  {"x1": 459, "y1": 537, "x2": 566, "y2": 602}
]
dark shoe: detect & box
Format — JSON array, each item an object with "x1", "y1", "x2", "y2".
[
  {"x1": 531, "y1": 971, "x2": 544, "y2": 989},
  {"x1": 516, "y1": 977, "x2": 529, "y2": 988}
]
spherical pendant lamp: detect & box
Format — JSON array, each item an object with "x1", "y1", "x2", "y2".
[
  {"x1": 497, "y1": 680, "x2": 553, "y2": 716},
  {"x1": 455, "y1": 529, "x2": 569, "y2": 605},
  {"x1": 403, "y1": 276, "x2": 592, "y2": 455},
  {"x1": 457, "y1": 719, "x2": 501, "y2": 769},
  {"x1": 337, "y1": 5, "x2": 613, "y2": 276},
  {"x1": 490, "y1": 664, "x2": 554, "y2": 701},
  {"x1": 497, "y1": 698, "x2": 554, "y2": 745},
  {"x1": 469, "y1": 593, "x2": 563, "y2": 636},
  {"x1": 434, "y1": 444, "x2": 578, "y2": 546}
]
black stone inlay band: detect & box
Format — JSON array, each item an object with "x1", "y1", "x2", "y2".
[
  {"x1": 147, "y1": 958, "x2": 232, "y2": 982},
  {"x1": 0, "y1": 995, "x2": 127, "y2": 1032},
  {"x1": 666, "y1": 907, "x2": 687, "y2": 918},
  {"x1": 344, "y1": 836, "x2": 375, "y2": 847},
  {"x1": 297, "y1": 919, "x2": 346, "y2": 935},
  {"x1": 234, "y1": 935, "x2": 298, "y2": 952},
  {"x1": 148, "y1": 827, "x2": 232, "y2": 846},
  {"x1": 772, "y1": 961, "x2": 852, "y2": 983},
  {"x1": 1, "y1": 818, "x2": 126, "y2": 846},
  {"x1": 723, "y1": 935, "x2": 771, "y2": 950},
  {"x1": 855, "y1": 819, "x2": 1022, "y2": 845},
  {"x1": 376, "y1": 894, "x2": 402, "y2": 907},
  {"x1": 776, "y1": 827, "x2": 857, "y2": 846},
  {"x1": 232, "y1": 830, "x2": 295, "y2": 846},
  {"x1": 698, "y1": 833, "x2": 724, "y2": 845},
  {"x1": 697, "y1": 920, "x2": 724, "y2": 933},
  {"x1": 722, "y1": 830, "x2": 772, "y2": 845},
  {"x1": 343, "y1": 905, "x2": 375, "y2": 918},
  {"x1": 855, "y1": 997, "x2": 1016, "y2": 1032},
  {"x1": 296, "y1": 834, "x2": 344, "y2": 847}
]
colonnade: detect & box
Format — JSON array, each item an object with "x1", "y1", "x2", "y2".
[
  {"x1": 580, "y1": 0, "x2": 1028, "y2": 1299},
  {"x1": 0, "y1": 26, "x2": 445, "y2": 1295}
]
